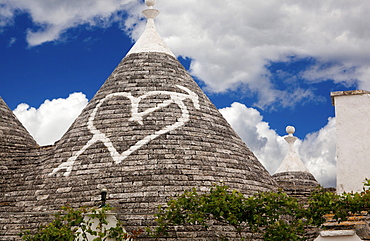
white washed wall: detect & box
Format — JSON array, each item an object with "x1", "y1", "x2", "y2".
[{"x1": 332, "y1": 91, "x2": 370, "y2": 194}]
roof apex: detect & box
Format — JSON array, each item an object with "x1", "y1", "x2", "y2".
[
  {"x1": 275, "y1": 126, "x2": 309, "y2": 174},
  {"x1": 0, "y1": 97, "x2": 38, "y2": 150},
  {"x1": 126, "y1": 4, "x2": 175, "y2": 57}
]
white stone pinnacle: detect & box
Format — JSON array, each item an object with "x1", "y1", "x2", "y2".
[
  {"x1": 126, "y1": 0, "x2": 175, "y2": 57},
  {"x1": 274, "y1": 126, "x2": 309, "y2": 174}
]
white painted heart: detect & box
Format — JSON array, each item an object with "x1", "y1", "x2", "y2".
[{"x1": 49, "y1": 85, "x2": 200, "y2": 177}]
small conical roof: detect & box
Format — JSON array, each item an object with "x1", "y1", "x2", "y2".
[
  {"x1": 273, "y1": 126, "x2": 319, "y2": 199},
  {"x1": 0, "y1": 97, "x2": 37, "y2": 152}
]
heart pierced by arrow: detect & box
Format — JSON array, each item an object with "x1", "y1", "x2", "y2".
[{"x1": 49, "y1": 85, "x2": 200, "y2": 177}]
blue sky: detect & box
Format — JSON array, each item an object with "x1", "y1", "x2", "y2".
[{"x1": 1, "y1": 0, "x2": 370, "y2": 187}]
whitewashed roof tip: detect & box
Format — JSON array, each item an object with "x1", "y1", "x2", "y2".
[
  {"x1": 274, "y1": 126, "x2": 310, "y2": 174},
  {"x1": 126, "y1": 0, "x2": 175, "y2": 57}
]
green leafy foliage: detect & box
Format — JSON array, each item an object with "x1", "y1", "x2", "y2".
[
  {"x1": 19, "y1": 205, "x2": 142, "y2": 241},
  {"x1": 148, "y1": 184, "x2": 310, "y2": 240},
  {"x1": 148, "y1": 181, "x2": 370, "y2": 241},
  {"x1": 246, "y1": 190, "x2": 308, "y2": 241},
  {"x1": 307, "y1": 179, "x2": 370, "y2": 226}
]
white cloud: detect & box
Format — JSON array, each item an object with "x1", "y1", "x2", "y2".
[
  {"x1": 299, "y1": 117, "x2": 336, "y2": 187},
  {"x1": 0, "y1": 0, "x2": 140, "y2": 46},
  {"x1": 0, "y1": 2, "x2": 15, "y2": 29},
  {"x1": 7, "y1": 37, "x2": 16, "y2": 47},
  {"x1": 151, "y1": 0, "x2": 370, "y2": 108},
  {"x1": 220, "y1": 102, "x2": 336, "y2": 187},
  {"x1": 2, "y1": 0, "x2": 370, "y2": 107},
  {"x1": 13, "y1": 92, "x2": 88, "y2": 146}
]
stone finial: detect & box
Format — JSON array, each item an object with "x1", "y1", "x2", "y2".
[
  {"x1": 126, "y1": 0, "x2": 175, "y2": 57},
  {"x1": 274, "y1": 125, "x2": 309, "y2": 174},
  {"x1": 146, "y1": 0, "x2": 156, "y2": 8},
  {"x1": 286, "y1": 125, "x2": 295, "y2": 136},
  {"x1": 143, "y1": 0, "x2": 159, "y2": 19}
]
